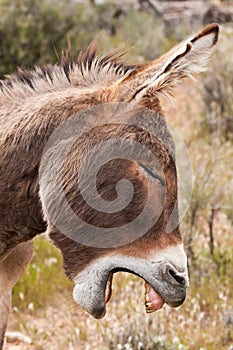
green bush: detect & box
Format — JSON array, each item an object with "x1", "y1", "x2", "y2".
[
  {"x1": 0, "y1": 0, "x2": 169, "y2": 78},
  {"x1": 0, "y1": 0, "x2": 77, "y2": 76}
]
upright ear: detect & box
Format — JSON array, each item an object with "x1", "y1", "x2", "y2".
[{"x1": 118, "y1": 23, "x2": 219, "y2": 102}]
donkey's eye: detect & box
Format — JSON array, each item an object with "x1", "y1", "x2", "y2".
[{"x1": 139, "y1": 163, "x2": 165, "y2": 187}]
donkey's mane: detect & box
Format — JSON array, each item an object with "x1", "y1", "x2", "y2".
[{"x1": 0, "y1": 42, "x2": 139, "y2": 102}]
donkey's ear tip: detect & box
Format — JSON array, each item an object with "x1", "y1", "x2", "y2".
[
  {"x1": 206, "y1": 22, "x2": 219, "y2": 31},
  {"x1": 203, "y1": 23, "x2": 220, "y2": 45}
]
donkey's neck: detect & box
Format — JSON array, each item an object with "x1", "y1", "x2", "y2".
[{"x1": 0, "y1": 88, "x2": 94, "y2": 255}]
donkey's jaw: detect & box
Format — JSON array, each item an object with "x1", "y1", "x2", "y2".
[{"x1": 72, "y1": 244, "x2": 189, "y2": 318}]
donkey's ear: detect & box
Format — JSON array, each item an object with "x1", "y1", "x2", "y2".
[{"x1": 119, "y1": 23, "x2": 219, "y2": 102}]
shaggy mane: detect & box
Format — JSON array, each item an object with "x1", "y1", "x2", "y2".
[{"x1": 0, "y1": 42, "x2": 140, "y2": 101}]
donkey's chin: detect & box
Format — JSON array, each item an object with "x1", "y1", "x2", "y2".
[{"x1": 72, "y1": 249, "x2": 189, "y2": 319}]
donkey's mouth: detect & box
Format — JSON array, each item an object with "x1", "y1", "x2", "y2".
[
  {"x1": 73, "y1": 251, "x2": 188, "y2": 319},
  {"x1": 104, "y1": 269, "x2": 165, "y2": 313}
]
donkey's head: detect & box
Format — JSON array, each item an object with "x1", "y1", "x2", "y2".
[{"x1": 39, "y1": 24, "x2": 219, "y2": 318}]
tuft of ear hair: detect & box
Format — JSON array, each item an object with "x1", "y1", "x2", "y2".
[{"x1": 119, "y1": 23, "x2": 219, "y2": 102}]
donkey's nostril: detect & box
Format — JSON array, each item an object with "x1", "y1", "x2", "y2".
[
  {"x1": 168, "y1": 269, "x2": 186, "y2": 287},
  {"x1": 160, "y1": 263, "x2": 188, "y2": 288}
]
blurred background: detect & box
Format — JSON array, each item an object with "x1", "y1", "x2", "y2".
[{"x1": 1, "y1": 0, "x2": 232, "y2": 349}]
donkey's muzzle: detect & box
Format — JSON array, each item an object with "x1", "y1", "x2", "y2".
[
  {"x1": 162, "y1": 263, "x2": 188, "y2": 288},
  {"x1": 157, "y1": 262, "x2": 188, "y2": 307},
  {"x1": 72, "y1": 248, "x2": 189, "y2": 318}
]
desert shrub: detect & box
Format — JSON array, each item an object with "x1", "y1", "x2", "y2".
[
  {"x1": 103, "y1": 9, "x2": 169, "y2": 61},
  {"x1": 0, "y1": 0, "x2": 118, "y2": 76},
  {"x1": 0, "y1": 0, "x2": 170, "y2": 78},
  {"x1": 201, "y1": 24, "x2": 233, "y2": 142},
  {"x1": 179, "y1": 25, "x2": 233, "y2": 267},
  {"x1": 183, "y1": 137, "x2": 233, "y2": 263},
  {"x1": 0, "y1": 0, "x2": 77, "y2": 76}
]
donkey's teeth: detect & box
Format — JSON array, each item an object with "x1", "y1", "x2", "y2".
[
  {"x1": 144, "y1": 282, "x2": 165, "y2": 312},
  {"x1": 145, "y1": 302, "x2": 153, "y2": 307},
  {"x1": 145, "y1": 302, "x2": 159, "y2": 314},
  {"x1": 145, "y1": 302, "x2": 154, "y2": 313}
]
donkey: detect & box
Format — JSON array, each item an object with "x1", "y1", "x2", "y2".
[{"x1": 0, "y1": 23, "x2": 219, "y2": 348}]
